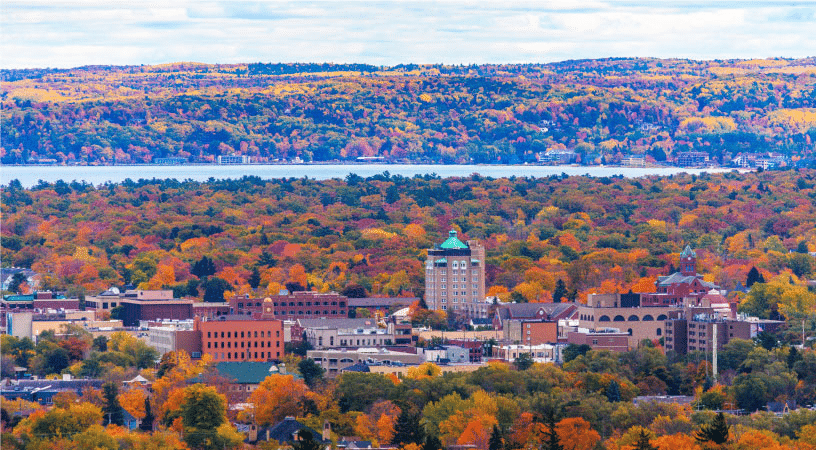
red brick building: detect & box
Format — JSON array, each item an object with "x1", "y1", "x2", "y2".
[
  {"x1": 640, "y1": 246, "x2": 720, "y2": 306},
  {"x1": 567, "y1": 329, "x2": 630, "y2": 352},
  {"x1": 228, "y1": 291, "x2": 349, "y2": 319},
  {"x1": 196, "y1": 302, "x2": 284, "y2": 362}
]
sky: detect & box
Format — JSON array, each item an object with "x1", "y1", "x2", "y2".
[{"x1": 1, "y1": 0, "x2": 815, "y2": 69}]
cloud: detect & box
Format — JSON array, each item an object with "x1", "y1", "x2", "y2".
[{"x1": 1, "y1": 0, "x2": 814, "y2": 68}]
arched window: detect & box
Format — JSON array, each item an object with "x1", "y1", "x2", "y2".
[
  {"x1": 642, "y1": 315, "x2": 654, "y2": 321},
  {"x1": 657, "y1": 314, "x2": 668, "y2": 321},
  {"x1": 628, "y1": 315, "x2": 640, "y2": 321},
  {"x1": 627, "y1": 328, "x2": 633, "y2": 335},
  {"x1": 614, "y1": 315, "x2": 625, "y2": 322},
  {"x1": 656, "y1": 328, "x2": 662, "y2": 336},
  {"x1": 599, "y1": 315, "x2": 611, "y2": 322}
]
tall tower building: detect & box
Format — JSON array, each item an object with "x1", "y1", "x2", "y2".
[
  {"x1": 424, "y1": 230, "x2": 486, "y2": 319},
  {"x1": 679, "y1": 245, "x2": 697, "y2": 276}
]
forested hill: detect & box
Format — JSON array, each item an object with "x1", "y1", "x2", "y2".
[
  {"x1": 2, "y1": 169, "x2": 815, "y2": 325},
  {"x1": 2, "y1": 58, "x2": 816, "y2": 165}
]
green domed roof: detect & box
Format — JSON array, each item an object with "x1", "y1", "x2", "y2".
[{"x1": 439, "y1": 230, "x2": 468, "y2": 249}]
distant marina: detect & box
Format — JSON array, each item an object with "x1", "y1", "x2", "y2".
[{"x1": 1, "y1": 164, "x2": 737, "y2": 188}]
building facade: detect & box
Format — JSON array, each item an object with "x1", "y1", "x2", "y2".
[
  {"x1": 665, "y1": 311, "x2": 785, "y2": 354},
  {"x1": 425, "y1": 230, "x2": 486, "y2": 319},
  {"x1": 640, "y1": 246, "x2": 720, "y2": 306},
  {"x1": 196, "y1": 305, "x2": 284, "y2": 362},
  {"x1": 228, "y1": 291, "x2": 349, "y2": 319}
]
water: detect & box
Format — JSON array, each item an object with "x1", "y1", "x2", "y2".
[{"x1": 0, "y1": 164, "x2": 734, "y2": 188}]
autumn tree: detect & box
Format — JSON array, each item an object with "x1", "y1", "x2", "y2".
[
  {"x1": 555, "y1": 417, "x2": 600, "y2": 450},
  {"x1": 247, "y1": 374, "x2": 313, "y2": 426},
  {"x1": 180, "y1": 384, "x2": 240, "y2": 450}
]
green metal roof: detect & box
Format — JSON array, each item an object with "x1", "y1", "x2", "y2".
[
  {"x1": 207, "y1": 362, "x2": 301, "y2": 384},
  {"x1": 435, "y1": 258, "x2": 447, "y2": 264},
  {"x1": 3, "y1": 295, "x2": 34, "y2": 302},
  {"x1": 439, "y1": 230, "x2": 468, "y2": 249},
  {"x1": 680, "y1": 245, "x2": 696, "y2": 258}
]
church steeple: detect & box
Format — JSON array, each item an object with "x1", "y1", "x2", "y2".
[{"x1": 679, "y1": 245, "x2": 696, "y2": 276}]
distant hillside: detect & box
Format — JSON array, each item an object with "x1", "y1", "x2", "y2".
[{"x1": 1, "y1": 58, "x2": 815, "y2": 165}]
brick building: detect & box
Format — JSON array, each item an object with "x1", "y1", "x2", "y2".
[
  {"x1": 425, "y1": 230, "x2": 487, "y2": 319},
  {"x1": 228, "y1": 291, "x2": 349, "y2": 319},
  {"x1": 566, "y1": 328, "x2": 630, "y2": 352},
  {"x1": 196, "y1": 302, "x2": 284, "y2": 362},
  {"x1": 640, "y1": 246, "x2": 720, "y2": 306}
]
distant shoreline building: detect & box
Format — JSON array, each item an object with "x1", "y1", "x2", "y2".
[{"x1": 424, "y1": 230, "x2": 487, "y2": 319}]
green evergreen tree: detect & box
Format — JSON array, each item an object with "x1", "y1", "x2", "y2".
[
  {"x1": 634, "y1": 429, "x2": 655, "y2": 450},
  {"x1": 248, "y1": 266, "x2": 261, "y2": 289},
  {"x1": 746, "y1": 266, "x2": 764, "y2": 288},
  {"x1": 298, "y1": 358, "x2": 325, "y2": 388},
  {"x1": 542, "y1": 411, "x2": 563, "y2": 450},
  {"x1": 605, "y1": 380, "x2": 621, "y2": 402},
  {"x1": 293, "y1": 429, "x2": 323, "y2": 450},
  {"x1": 102, "y1": 382, "x2": 124, "y2": 426},
  {"x1": 393, "y1": 409, "x2": 425, "y2": 446},
  {"x1": 695, "y1": 412, "x2": 729, "y2": 445},
  {"x1": 422, "y1": 435, "x2": 442, "y2": 450},
  {"x1": 787, "y1": 346, "x2": 802, "y2": 369},
  {"x1": 140, "y1": 396, "x2": 154, "y2": 431},
  {"x1": 488, "y1": 424, "x2": 503, "y2": 450},
  {"x1": 552, "y1": 279, "x2": 568, "y2": 303}
]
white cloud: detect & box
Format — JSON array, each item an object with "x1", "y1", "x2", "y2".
[{"x1": 1, "y1": 1, "x2": 814, "y2": 68}]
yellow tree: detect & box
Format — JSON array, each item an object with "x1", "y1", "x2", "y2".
[{"x1": 119, "y1": 388, "x2": 147, "y2": 420}]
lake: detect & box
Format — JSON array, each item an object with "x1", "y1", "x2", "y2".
[{"x1": 0, "y1": 164, "x2": 735, "y2": 188}]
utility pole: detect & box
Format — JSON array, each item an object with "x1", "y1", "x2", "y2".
[{"x1": 712, "y1": 323, "x2": 718, "y2": 384}]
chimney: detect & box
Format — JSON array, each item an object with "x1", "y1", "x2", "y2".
[{"x1": 323, "y1": 420, "x2": 331, "y2": 441}]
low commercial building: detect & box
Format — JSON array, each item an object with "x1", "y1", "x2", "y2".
[
  {"x1": 120, "y1": 297, "x2": 194, "y2": 326},
  {"x1": 566, "y1": 328, "x2": 630, "y2": 352},
  {"x1": 86, "y1": 289, "x2": 174, "y2": 311},
  {"x1": 494, "y1": 343, "x2": 558, "y2": 363},
  {"x1": 297, "y1": 318, "x2": 394, "y2": 349},
  {"x1": 308, "y1": 347, "x2": 424, "y2": 375},
  {"x1": 146, "y1": 320, "x2": 201, "y2": 357}
]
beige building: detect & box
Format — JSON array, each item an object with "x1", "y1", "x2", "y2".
[
  {"x1": 86, "y1": 288, "x2": 174, "y2": 311},
  {"x1": 307, "y1": 348, "x2": 424, "y2": 375},
  {"x1": 575, "y1": 293, "x2": 682, "y2": 347},
  {"x1": 424, "y1": 230, "x2": 487, "y2": 319}
]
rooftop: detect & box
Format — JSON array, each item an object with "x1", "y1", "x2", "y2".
[{"x1": 439, "y1": 230, "x2": 468, "y2": 250}]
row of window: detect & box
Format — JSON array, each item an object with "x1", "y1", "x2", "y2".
[
  {"x1": 276, "y1": 310, "x2": 342, "y2": 316},
  {"x1": 206, "y1": 330, "x2": 279, "y2": 338},
  {"x1": 207, "y1": 340, "x2": 280, "y2": 349},
  {"x1": 211, "y1": 351, "x2": 280, "y2": 360}
]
